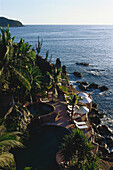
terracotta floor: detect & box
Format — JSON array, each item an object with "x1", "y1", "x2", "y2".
[{"x1": 49, "y1": 93, "x2": 92, "y2": 137}]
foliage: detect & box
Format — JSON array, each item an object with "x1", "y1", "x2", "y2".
[
  {"x1": 27, "y1": 66, "x2": 42, "y2": 102},
  {"x1": 3, "y1": 103, "x2": 31, "y2": 132},
  {"x1": 0, "y1": 26, "x2": 44, "y2": 104},
  {"x1": 35, "y1": 37, "x2": 43, "y2": 55},
  {"x1": 60, "y1": 128, "x2": 99, "y2": 169},
  {"x1": 46, "y1": 67, "x2": 62, "y2": 99},
  {"x1": 0, "y1": 27, "x2": 32, "y2": 93},
  {"x1": 65, "y1": 93, "x2": 82, "y2": 116},
  {"x1": 24, "y1": 167, "x2": 32, "y2": 170},
  {"x1": 45, "y1": 50, "x2": 52, "y2": 63},
  {"x1": 0, "y1": 125, "x2": 24, "y2": 169}
]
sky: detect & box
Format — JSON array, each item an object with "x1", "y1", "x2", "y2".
[{"x1": 0, "y1": 0, "x2": 113, "y2": 25}]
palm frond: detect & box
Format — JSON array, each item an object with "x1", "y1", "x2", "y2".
[
  {"x1": 0, "y1": 131, "x2": 23, "y2": 142},
  {"x1": 4, "y1": 106, "x2": 14, "y2": 120},
  {"x1": 12, "y1": 66, "x2": 31, "y2": 91},
  {"x1": 0, "y1": 152, "x2": 15, "y2": 169},
  {"x1": 0, "y1": 140, "x2": 24, "y2": 148}
]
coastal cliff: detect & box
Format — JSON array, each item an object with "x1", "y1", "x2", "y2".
[{"x1": 0, "y1": 17, "x2": 23, "y2": 27}]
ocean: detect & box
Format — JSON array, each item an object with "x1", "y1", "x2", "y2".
[{"x1": 9, "y1": 25, "x2": 113, "y2": 131}]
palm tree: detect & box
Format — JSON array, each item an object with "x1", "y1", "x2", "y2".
[
  {"x1": 60, "y1": 128, "x2": 99, "y2": 169},
  {"x1": 27, "y1": 66, "x2": 42, "y2": 102},
  {"x1": 0, "y1": 27, "x2": 41, "y2": 104},
  {"x1": 46, "y1": 66, "x2": 62, "y2": 101},
  {"x1": 65, "y1": 93, "x2": 82, "y2": 116},
  {"x1": 0, "y1": 125, "x2": 24, "y2": 169},
  {"x1": 0, "y1": 27, "x2": 31, "y2": 94}
]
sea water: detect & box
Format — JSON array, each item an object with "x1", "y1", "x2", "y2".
[{"x1": 9, "y1": 25, "x2": 113, "y2": 131}]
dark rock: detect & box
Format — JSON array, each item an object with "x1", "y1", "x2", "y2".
[
  {"x1": 80, "y1": 81, "x2": 89, "y2": 85},
  {"x1": 99, "y1": 86, "x2": 109, "y2": 92},
  {"x1": 95, "y1": 134, "x2": 105, "y2": 145},
  {"x1": 105, "y1": 137, "x2": 113, "y2": 148},
  {"x1": 90, "y1": 69, "x2": 105, "y2": 72},
  {"x1": 73, "y1": 71, "x2": 82, "y2": 78},
  {"x1": 92, "y1": 102, "x2": 98, "y2": 109},
  {"x1": 98, "y1": 111, "x2": 106, "y2": 118},
  {"x1": 62, "y1": 65, "x2": 67, "y2": 75},
  {"x1": 99, "y1": 146, "x2": 108, "y2": 155},
  {"x1": 56, "y1": 58, "x2": 61, "y2": 69},
  {"x1": 76, "y1": 62, "x2": 90, "y2": 66},
  {"x1": 89, "y1": 115, "x2": 101, "y2": 125},
  {"x1": 97, "y1": 125, "x2": 113, "y2": 137},
  {"x1": 88, "y1": 83, "x2": 100, "y2": 89},
  {"x1": 91, "y1": 123, "x2": 99, "y2": 133},
  {"x1": 76, "y1": 81, "x2": 81, "y2": 84},
  {"x1": 78, "y1": 84, "x2": 86, "y2": 91},
  {"x1": 90, "y1": 107, "x2": 99, "y2": 115},
  {"x1": 90, "y1": 107, "x2": 105, "y2": 118},
  {"x1": 36, "y1": 55, "x2": 54, "y2": 74},
  {"x1": 105, "y1": 137, "x2": 113, "y2": 144}
]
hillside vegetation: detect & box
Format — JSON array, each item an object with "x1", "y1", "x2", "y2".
[{"x1": 0, "y1": 17, "x2": 23, "y2": 27}]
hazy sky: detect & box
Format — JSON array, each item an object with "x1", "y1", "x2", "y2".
[{"x1": 0, "y1": 0, "x2": 113, "y2": 25}]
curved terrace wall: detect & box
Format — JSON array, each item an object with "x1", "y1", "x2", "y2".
[{"x1": 25, "y1": 102, "x2": 56, "y2": 130}]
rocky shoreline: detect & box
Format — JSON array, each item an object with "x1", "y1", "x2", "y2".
[
  {"x1": 69, "y1": 67, "x2": 113, "y2": 161},
  {"x1": 88, "y1": 102, "x2": 113, "y2": 160}
]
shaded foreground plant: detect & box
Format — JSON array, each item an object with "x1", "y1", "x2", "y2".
[
  {"x1": 60, "y1": 128, "x2": 99, "y2": 169},
  {"x1": 0, "y1": 125, "x2": 24, "y2": 169},
  {"x1": 3, "y1": 103, "x2": 31, "y2": 132}
]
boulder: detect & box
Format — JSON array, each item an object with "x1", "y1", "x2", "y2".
[
  {"x1": 99, "y1": 145, "x2": 108, "y2": 155},
  {"x1": 76, "y1": 62, "x2": 90, "y2": 66},
  {"x1": 99, "y1": 86, "x2": 109, "y2": 92},
  {"x1": 62, "y1": 65, "x2": 67, "y2": 75},
  {"x1": 78, "y1": 84, "x2": 86, "y2": 91},
  {"x1": 98, "y1": 111, "x2": 106, "y2": 118},
  {"x1": 91, "y1": 123, "x2": 99, "y2": 133},
  {"x1": 76, "y1": 81, "x2": 81, "y2": 84},
  {"x1": 80, "y1": 81, "x2": 89, "y2": 85},
  {"x1": 89, "y1": 107, "x2": 99, "y2": 116},
  {"x1": 89, "y1": 115, "x2": 101, "y2": 125},
  {"x1": 56, "y1": 58, "x2": 61, "y2": 69},
  {"x1": 88, "y1": 83, "x2": 100, "y2": 89},
  {"x1": 105, "y1": 137, "x2": 113, "y2": 148},
  {"x1": 73, "y1": 71, "x2": 82, "y2": 78},
  {"x1": 105, "y1": 137, "x2": 113, "y2": 144},
  {"x1": 97, "y1": 125, "x2": 113, "y2": 137},
  {"x1": 95, "y1": 134, "x2": 105, "y2": 145},
  {"x1": 92, "y1": 102, "x2": 98, "y2": 109}
]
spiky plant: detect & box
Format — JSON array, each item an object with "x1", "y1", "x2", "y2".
[
  {"x1": 0, "y1": 125, "x2": 24, "y2": 169},
  {"x1": 65, "y1": 93, "x2": 82, "y2": 116}
]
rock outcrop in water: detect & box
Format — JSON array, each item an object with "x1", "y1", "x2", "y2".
[
  {"x1": 78, "y1": 84, "x2": 86, "y2": 91},
  {"x1": 0, "y1": 17, "x2": 23, "y2": 27},
  {"x1": 88, "y1": 83, "x2": 100, "y2": 89},
  {"x1": 99, "y1": 86, "x2": 109, "y2": 92},
  {"x1": 76, "y1": 62, "x2": 90, "y2": 66},
  {"x1": 73, "y1": 71, "x2": 82, "y2": 78}
]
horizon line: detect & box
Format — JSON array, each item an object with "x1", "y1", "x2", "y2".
[{"x1": 23, "y1": 23, "x2": 113, "y2": 26}]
